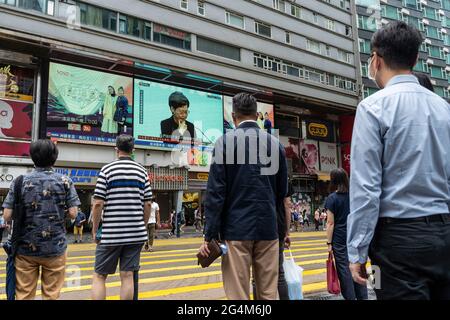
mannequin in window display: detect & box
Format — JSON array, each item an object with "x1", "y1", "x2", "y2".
[{"x1": 100, "y1": 86, "x2": 118, "y2": 134}]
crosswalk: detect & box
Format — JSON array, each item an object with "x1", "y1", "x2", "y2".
[{"x1": 0, "y1": 231, "x2": 331, "y2": 300}]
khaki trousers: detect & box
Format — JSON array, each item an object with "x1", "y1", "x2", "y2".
[
  {"x1": 221, "y1": 240, "x2": 279, "y2": 300},
  {"x1": 15, "y1": 253, "x2": 67, "y2": 300},
  {"x1": 146, "y1": 223, "x2": 156, "y2": 247}
]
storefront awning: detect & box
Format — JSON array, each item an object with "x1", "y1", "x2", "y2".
[{"x1": 316, "y1": 171, "x2": 331, "y2": 182}]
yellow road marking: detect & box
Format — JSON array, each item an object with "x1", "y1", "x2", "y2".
[{"x1": 0, "y1": 256, "x2": 329, "y2": 298}]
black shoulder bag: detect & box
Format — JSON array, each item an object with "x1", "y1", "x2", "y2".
[{"x1": 10, "y1": 175, "x2": 25, "y2": 257}]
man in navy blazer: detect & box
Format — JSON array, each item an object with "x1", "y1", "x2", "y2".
[{"x1": 198, "y1": 93, "x2": 288, "y2": 300}]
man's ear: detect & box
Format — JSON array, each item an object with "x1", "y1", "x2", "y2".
[{"x1": 170, "y1": 107, "x2": 175, "y2": 114}]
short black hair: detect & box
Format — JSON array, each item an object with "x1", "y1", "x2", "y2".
[
  {"x1": 371, "y1": 21, "x2": 423, "y2": 70},
  {"x1": 116, "y1": 134, "x2": 134, "y2": 154},
  {"x1": 30, "y1": 139, "x2": 59, "y2": 167},
  {"x1": 169, "y1": 91, "x2": 190, "y2": 110},
  {"x1": 414, "y1": 72, "x2": 434, "y2": 92},
  {"x1": 232, "y1": 93, "x2": 257, "y2": 116}
]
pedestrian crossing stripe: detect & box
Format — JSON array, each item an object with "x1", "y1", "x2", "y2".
[
  {"x1": 0, "y1": 240, "x2": 327, "y2": 265},
  {"x1": 0, "y1": 257, "x2": 335, "y2": 299}
]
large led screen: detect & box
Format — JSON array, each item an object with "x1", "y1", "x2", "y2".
[
  {"x1": 134, "y1": 79, "x2": 223, "y2": 150},
  {"x1": 223, "y1": 95, "x2": 275, "y2": 131},
  {"x1": 46, "y1": 63, "x2": 133, "y2": 145}
]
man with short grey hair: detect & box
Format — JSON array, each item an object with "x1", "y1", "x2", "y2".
[
  {"x1": 91, "y1": 135, "x2": 152, "y2": 300},
  {"x1": 198, "y1": 93, "x2": 288, "y2": 300}
]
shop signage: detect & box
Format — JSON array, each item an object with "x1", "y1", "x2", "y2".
[
  {"x1": 196, "y1": 173, "x2": 209, "y2": 181},
  {"x1": 54, "y1": 167, "x2": 100, "y2": 185},
  {"x1": 319, "y1": 142, "x2": 338, "y2": 173},
  {"x1": 341, "y1": 144, "x2": 351, "y2": 176},
  {"x1": 153, "y1": 24, "x2": 190, "y2": 40},
  {"x1": 147, "y1": 166, "x2": 188, "y2": 191},
  {"x1": 305, "y1": 120, "x2": 335, "y2": 142},
  {"x1": 0, "y1": 166, "x2": 33, "y2": 189}
]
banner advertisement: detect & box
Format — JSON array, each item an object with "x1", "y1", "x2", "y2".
[
  {"x1": 319, "y1": 141, "x2": 338, "y2": 173},
  {"x1": 0, "y1": 64, "x2": 34, "y2": 102},
  {"x1": 341, "y1": 143, "x2": 351, "y2": 176},
  {"x1": 0, "y1": 140, "x2": 30, "y2": 157},
  {"x1": 299, "y1": 139, "x2": 319, "y2": 175},
  {"x1": 133, "y1": 79, "x2": 223, "y2": 151},
  {"x1": 305, "y1": 119, "x2": 335, "y2": 143},
  {"x1": 0, "y1": 99, "x2": 33, "y2": 140},
  {"x1": 279, "y1": 136, "x2": 301, "y2": 174},
  {"x1": 46, "y1": 62, "x2": 133, "y2": 145},
  {"x1": 223, "y1": 96, "x2": 274, "y2": 131}
]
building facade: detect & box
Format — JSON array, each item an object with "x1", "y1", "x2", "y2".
[
  {"x1": 357, "y1": 0, "x2": 450, "y2": 99},
  {"x1": 0, "y1": 0, "x2": 361, "y2": 222}
]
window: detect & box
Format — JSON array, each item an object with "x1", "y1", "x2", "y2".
[
  {"x1": 285, "y1": 31, "x2": 291, "y2": 44},
  {"x1": 291, "y1": 4, "x2": 301, "y2": 18},
  {"x1": 0, "y1": 0, "x2": 16, "y2": 5},
  {"x1": 153, "y1": 23, "x2": 191, "y2": 50},
  {"x1": 313, "y1": 12, "x2": 319, "y2": 24},
  {"x1": 197, "y1": 1, "x2": 205, "y2": 16},
  {"x1": 306, "y1": 39, "x2": 321, "y2": 54},
  {"x1": 324, "y1": 45, "x2": 331, "y2": 57},
  {"x1": 119, "y1": 14, "x2": 151, "y2": 41},
  {"x1": 326, "y1": 19, "x2": 335, "y2": 31},
  {"x1": 359, "y1": 38, "x2": 371, "y2": 53},
  {"x1": 197, "y1": 37, "x2": 240, "y2": 61},
  {"x1": 338, "y1": 50, "x2": 352, "y2": 63},
  {"x1": 272, "y1": 0, "x2": 285, "y2": 12},
  {"x1": 255, "y1": 21, "x2": 271, "y2": 37},
  {"x1": 180, "y1": 0, "x2": 188, "y2": 10},
  {"x1": 226, "y1": 11, "x2": 245, "y2": 29},
  {"x1": 360, "y1": 62, "x2": 368, "y2": 77},
  {"x1": 79, "y1": 2, "x2": 117, "y2": 32}
]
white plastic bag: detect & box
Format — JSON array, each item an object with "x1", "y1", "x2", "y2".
[{"x1": 283, "y1": 249, "x2": 304, "y2": 300}]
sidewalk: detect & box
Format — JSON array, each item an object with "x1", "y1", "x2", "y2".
[{"x1": 304, "y1": 289, "x2": 377, "y2": 300}]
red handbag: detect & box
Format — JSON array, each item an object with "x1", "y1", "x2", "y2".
[{"x1": 327, "y1": 252, "x2": 341, "y2": 295}]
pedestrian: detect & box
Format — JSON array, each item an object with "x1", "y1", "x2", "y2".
[
  {"x1": 253, "y1": 183, "x2": 293, "y2": 300},
  {"x1": 413, "y1": 72, "x2": 434, "y2": 92},
  {"x1": 292, "y1": 208, "x2": 300, "y2": 232},
  {"x1": 320, "y1": 209, "x2": 327, "y2": 231},
  {"x1": 144, "y1": 196, "x2": 160, "y2": 252},
  {"x1": 303, "y1": 210, "x2": 310, "y2": 228},
  {"x1": 169, "y1": 209, "x2": 176, "y2": 237},
  {"x1": 194, "y1": 207, "x2": 202, "y2": 232},
  {"x1": 0, "y1": 213, "x2": 5, "y2": 244},
  {"x1": 314, "y1": 208, "x2": 320, "y2": 231},
  {"x1": 91, "y1": 135, "x2": 152, "y2": 300},
  {"x1": 325, "y1": 168, "x2": 368, "y2": 300},
  {"x1": 298, "y1": 210, "x2": 304, "y2": 232},
  {"x1": 347, "y1": 21, "x2": 450, "y2": 300},
  {"x1": 198, "y1": 92, "x2": 288, "y2": 300},
  {"x1": 73, "y1": 209, "x2": 87, "y2": 243},
  {"x1": 1, "y1": 139, "x2": 80, "y2": 300}
]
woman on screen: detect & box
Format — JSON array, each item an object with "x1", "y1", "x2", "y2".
[
  {"x1": 114, "y1": 86, "x2": 129, "y2": 134},
  {"x1": 100, "y1": 86, "x2": 118, "y2": 134},
  {"x1": 256, "y1": 112, "x2": 264, "y2": 129},
  {"x1": 160, "y1": 91, "x2": 196, "y2": 143}
]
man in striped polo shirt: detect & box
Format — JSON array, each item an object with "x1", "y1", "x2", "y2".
[{"x1": 91, "y1": 135, "x2": 152, "y2": 300}]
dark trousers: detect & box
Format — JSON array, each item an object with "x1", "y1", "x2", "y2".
[
  {"x1": 252, "y1": 241, "x2": 289, "y2": 300},
  {"x1": 0, "y1": 228, "x2": 4, "y2": 243},
  {"x1": 333, "y1": 242, "x2": 368, "y2": 300},
  {"x1": 370, "y1": 214, "x2": 450, "y2": 300},
  {"x1": 314, "y1": 220, "x2": 320, "y2": 231}
]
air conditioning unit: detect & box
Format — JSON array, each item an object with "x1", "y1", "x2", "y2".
[
  {"x1": 438, "y1": 10, "x2": 445, "y2": 16},
  {"x1": 444, "y1": 47, "x2": 449, "y2": 53},
  {"x1": 426, "y1": 58, "x2": 434, "y2": 65},
  {"x1": 445, "y1": 66, "x2": 450, "y2": 72},
  {"x1": 423, "y1": 19, "x2": 430, "y2": 25},
  {"x1": 431, "y1": 79, "x2": 437, "y2": 85},
  {"x1": 441, "y1": 28, "x2": 447, "y2": 34},
  {"x1": 401, "y1": 8, "x2": 410, "y2": 15},
  {"x1": 425, "y1": 38, "x2": 432, "y2": 44},
  {"x1": 420, "y1": 0, "x2": 428, "y2": 5},
  {"x1": 381, "y1": 18, "x2": 389, "y2": 25}
]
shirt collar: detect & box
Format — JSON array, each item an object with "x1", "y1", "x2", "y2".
[
  {"x1": 34, "y1": 167, "x2": 53, "y2": 172},
  {"x1": 237, "y1": 120, "x2": 258, "y2": 126},
  {"x1": 385, "y1": 74, "x2": 419, "y2": 88},
  {"x1": 119, "y1": 156, "x2": 133, "y2": 160}
]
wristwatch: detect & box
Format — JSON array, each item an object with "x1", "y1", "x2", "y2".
[{"x1": 326, "y1": 242, "x2": 332, "y2": 245}]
